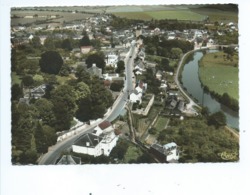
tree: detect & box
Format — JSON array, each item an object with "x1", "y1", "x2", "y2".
[
  {"x1": 79, "y1": 33, "x2": 91, "y2": 47},
  {"x1": 116, "y1": 60, "x2": 125, "y2": 73},
  {"x1": 51, "y1": 84, "x2": 77, "y2": 131},
  {"x1": 208, "y1": 111, "x2": 226, "y2": 128},
  {"x1": 39, "y1": 51, "x2": 63, "y2": 74},
  {"x1": 110, "y1": 81, "x2": 123, "y2": 92},
  {"x1": 34, "y1": 123, "x2": 47, "y2": 153},
  {"x1": 59, "y1": 64, "x2": 71, "y2": 76},
  {"x1": 11, "y1": 84, "x2": 23, "y2": 101},
  {"x1": 75, "y1": 65, "x2": 91, "y2": 85},
  {"x1": 86, "y1": 52, "x2": 106, "y2": 71},
  {"x1": 74, "y1": 82, "x2": 91, "y2": 101},
  {"x1": 76, "y1": 77, "x2": 113, "y2": 122},
  {"x1": 171, "y1": 48, "x2": 183, "y2": 59},
  {"x1": 22, "y1": 75, "x2": 34, "y2": 87},
  {"x1": 30, "y1": 36, "x2": 41, "y2": 49},
  {"x1": 44, "y1": 36, "x2": 55, "y2": 50},
  {"x1": 159, "y1": 58, "x2": 174, "y2": 72},
  {"x1": 34, "y1": 98, "x2": 55, "y2": 126},
  {"x1": 61, "y1": 38, "x2": 72, "y2": 51}
]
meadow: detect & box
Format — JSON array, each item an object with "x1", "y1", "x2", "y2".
[
  {"x1": 199, "y1": 51, "x2": 239, "y2": 100},
  {"x1": 113, "y1": 10, "x2": 205, "y2": 21},
  {"x1": 191, "y1": 8, "x2": 238, "y2": 23}
]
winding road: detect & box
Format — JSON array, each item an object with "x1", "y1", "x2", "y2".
[
  {"x1": 174, "y1": 49, "x2": 201, "y2": 110},
  {"x1": 38, "y1": 42, "x2": 137, "y2": 165}
]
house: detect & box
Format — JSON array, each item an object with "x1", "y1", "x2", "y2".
[
  {"x1": 72, "y1": 121, "x2": 119, "y2": 157},
  {"x1": 56, "y1": 155, "x2": 81, "y2": 165},
  {"x1": 177, "y1": 100, "x2": 185, "y2": 112},
  {"x1": 105, "y1": 54, "x2": 118, "y2": 68},
  {"x1": 156, "y1": 70, "x2": 163, "y2": 80},
  {"x1": 102, "y1": 73, "x2": 119, "y2": 81},
  {"x1": 24, "y1": 84, "x2": 46, "y2": 99},
  {"x1": 150, "y1": 142, "x2": 179, "y2": 163},
  {"x1": 87, "y1": 63, "x2": 102, "y2": 78},
  {"x1": 129, "y1": 90, "x2": 142, "y2": 104},
  {"x1": 80, "y1": 46, "x2": 92, "y2": 54}
]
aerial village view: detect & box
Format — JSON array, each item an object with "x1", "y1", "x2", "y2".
[{"x1": 10, "y1": 4, "x2": 239, "y2": 165}]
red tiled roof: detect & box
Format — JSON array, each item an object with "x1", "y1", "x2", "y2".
[{"x1": 98, "y1": 121, "x2": 112, "y2": 130}]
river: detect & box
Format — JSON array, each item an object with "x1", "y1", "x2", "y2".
[{"x1": 181, "y1": 50, "x2": 239, "y2": 129}]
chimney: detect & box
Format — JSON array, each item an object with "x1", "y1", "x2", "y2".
[{"x1": 92, "y1": 63, "x2": 96, "y2": 67}]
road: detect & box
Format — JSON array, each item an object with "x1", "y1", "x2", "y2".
[
  {"x1": 38, "y1": 42, "x2": 137, "y2": 165},
  {"x1": 174, "y1": 50, "x2": 201, "y2": 110}
]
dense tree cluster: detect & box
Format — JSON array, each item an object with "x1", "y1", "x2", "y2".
[
  {"x1": 144, "y1": 36, "x2": 193, "y2": 58},
  {"x1": 11, "y1": 102, "x2": 57, "y2": 164},
  {"x1": 85, "y1": 52, "x2": 106, "y2": 71},
  {"x1": 148, "y1": 19, "x2": 203, "y2": 31},
  {"x1": 156, "y1": 118, "x2": 238, "y2": 163}
]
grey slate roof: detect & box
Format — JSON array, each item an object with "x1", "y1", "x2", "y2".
[{"x1": 73, "y1": 133, "x2": 103, "y2": 148}]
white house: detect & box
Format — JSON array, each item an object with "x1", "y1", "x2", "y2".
[
  {"x1": 163, "y1": 142, "x2": 179, "y2": 162},
  {"x1": 80, "y1": 46, "x2": 92, "y2": 54},
  {"x1": 150, "y1": 142, "x2": 179, "y2": 163},
  {"x1": 72, "y1": 121, "x2": 119, "y2": 157},
  {"x1": 105, "y1": 54, "x2": 118, "y2": 68},
  {"x1": 156, "y1": 70, "x2": 163, "y2": 80},
  {"x1": 129, "y1": 91, "x2": 142, "y2": 104},
  {"x1": 102, "y1": 73, "x2": 119, "y2": 81}
]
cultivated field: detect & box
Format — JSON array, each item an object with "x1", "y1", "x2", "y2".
[
  {"x1": 199, "y1": 51, "x2": 239, "y2": 100},
  {"x1": 191, "y1": 8, "x2": 238, "y2": 23},
  {"x1": 11, "y1": 10, "x2": 92, "y2": 26},
  {"x1": 113, "y1": 10, "x2": 205, "y2": 21}
]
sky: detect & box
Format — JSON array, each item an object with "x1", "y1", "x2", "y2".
[{"x1": 1, "y1": 0, "x2": 250, "y2": 195}]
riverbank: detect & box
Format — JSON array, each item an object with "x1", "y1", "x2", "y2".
[
  {"x1": 179, "y1": 49, "x2": 239, "y2": 129},
  {"x1": 198, "y1": 50, "x2": 239, "y2": 112}
]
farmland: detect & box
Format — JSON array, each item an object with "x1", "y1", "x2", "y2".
[
  {"x1": 11, "y1": 10, "x2": 92, "y2": 26},
  {"x1": 191, "y1": 7, "x2": 238, "y2": 23},
  {"x1": 199, "y1": 51, "x2": 239, "y2": 100},
  {"x1": 113, "y1": 10, "x2": 205, "y2": 21}
]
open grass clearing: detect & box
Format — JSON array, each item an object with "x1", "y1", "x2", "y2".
[{"x1": 199, "y1": 51, "x2": 239, "y2": 100}]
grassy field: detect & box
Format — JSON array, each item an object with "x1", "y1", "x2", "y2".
[
  {"x1": 199, "y1": 51, "x2": 239, "y2": 100},
  {"x1": 191, "y1": 8, "x2": 238, "y2": 23},
  {"x1": 114, "y1": 10, "x2": 205, "y2": 21},
  {"x1": 154, "y1": 116, "x2": 169, "y2": 131},
  {"x1": 11, "y1": 72, "x2": 22, "y2": 85},
  {"x1": 11, "y1": 10, "x2": 91, "y2": 25},
  {"x1": 123, "y1": 145, "x2": 143, "y2": 163}
]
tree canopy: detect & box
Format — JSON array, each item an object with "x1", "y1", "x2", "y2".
[
  {"x1": 39, "y1": 51, "x2": 63, "y2": 75},
  {"x1": 86, "y1": 52, "x2": 106, "y2": 71}
]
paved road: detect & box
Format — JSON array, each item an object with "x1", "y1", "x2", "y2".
[{"x1": 38, "y1": 42, "x2": 137, "y2": 165}]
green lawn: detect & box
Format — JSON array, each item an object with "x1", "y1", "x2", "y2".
[
  {"x1": 199, "y1": 51, "x2": 239, "y2": 100},
  {"x1": 123, "y1": 145, "x2": 143, "y2": 163},
  {"x1": 154, "y1": 116, "x2": 169, "y2": 131},
  {"x1": 11, "y1": 72, "x2": 22, "y2": 85}
]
